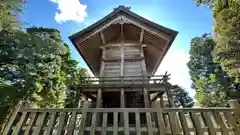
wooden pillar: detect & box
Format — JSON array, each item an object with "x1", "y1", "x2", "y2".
[
  {"x1": 166, "y1": 85, "x2": 174, "y2": 107},
  {"x1": 100, "y1": 47, "x2": 106, "y2": 77},
  {"x1": 120, "y1": 88, "x2": 125, "y2": 125},
  {"x1": 75, "y1": 90, "x2": 81, "y2": 108},
  {"x1": 120, "y1": 24, "x2": 125, "y2": 125},
  {"x1": 140, "y1": 45, "x2": 147, "y2": 76},
  {"x1": 96, "y1": 89, "x2": 102, "y2": 107},
  {"x1": 143, "y1": 88, "x2": 153, "y2": 135},
  {"x1": 160, "y1": 95, "x2": 164, "y2": 108}
]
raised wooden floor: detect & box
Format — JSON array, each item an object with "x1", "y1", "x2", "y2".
[{"x1": 2, "y1": 100, "x2": 240, "y2": 135}]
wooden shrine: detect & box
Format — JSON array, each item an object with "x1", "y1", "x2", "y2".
[{"x1": 2, "y1": 6, "x2": 240, "y2": 135}]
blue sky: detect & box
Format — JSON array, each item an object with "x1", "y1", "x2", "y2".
[{"x1": 20, "y1": 0, "x2": 213, "y2": 97}]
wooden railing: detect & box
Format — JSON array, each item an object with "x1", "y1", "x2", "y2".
[
  {"x1": 3, "y1": 100, "x2": 240, "y2": 135},
  {"x1": 79, "y1": 75, "x2": 169, "y2": 86}
]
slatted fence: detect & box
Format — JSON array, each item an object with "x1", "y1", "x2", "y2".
[{"x1": 2, "y1": 101, "x2": 240, "y2": 135}]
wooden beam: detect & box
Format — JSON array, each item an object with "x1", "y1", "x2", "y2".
[
  {"x1": 100, "y1": 43, "x2": 147, "y2": 48},
  {"x1": 77, "y1": 16, "x2": 122, "y2": 44},
  {"x1": 76, "y1": 15, "x2": 170, "y2": 45},
  {"x1": 140, "y1": 28, "x2": 144, "y2": 43},
  {"x1": 100, "y1": 31, "x2": 106, "y2": 44},
  {"x1": 121, "y1": 16, "x2": 170, "y2": 41}
]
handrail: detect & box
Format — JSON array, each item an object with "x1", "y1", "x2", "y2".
[
  {"x1": 82, "y1": 75, "x2": 165, "y2": 79},
  {"x1": 19, "y1": 107, "x2": 234, "y2": 113}
]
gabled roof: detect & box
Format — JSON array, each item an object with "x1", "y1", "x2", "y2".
[
  {"x1": 69, "y1": 6, "x2": 178, "y2": 75},
  {"x1": 69, "y1": 6, "x2": 177, "y2": 41}
]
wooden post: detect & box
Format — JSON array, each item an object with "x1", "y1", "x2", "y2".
[
  {"x1": 90, "y1": 89, "x2": 102, "y2": 135},
  {"x1": 160, "y1": 95, "x2": 164, "y2": 108},
  {"x1": 168, "y1": 112, "x2": 178, "y2": 135},
  {"x1": 212, "y1": 111, "x2": 228, "y2": 135},
  {"x1": 3, "y1": 101, "x2": 22, "y2": 135},
  {"x1": 56, "y1": 112, "x2": 66, "y2": 135},
  {"x1": 124, "y1": 112, "x2": 129, "y2": 135},
  {"x1": 100, "y1": 47, "x2": 106, "y2": 77},
  {"x1": 140, "y1": 45, "x2": 147, "y2": 77},
  {"x1": 13, "y1": 112, "x2": 27, "y2": 135},
  {"x1": 120, "y1": 88, "x2": 125, "y2": 125},
  {"x1": 201, "y1": 112, "x2": 215, "y2": 135},
  {"x1": 190, "y1": 112, "x2": 203, "y2": 135},
  {"x1": 79, "y1": 101, "x2": 89, "y2": 135},
  {"x1": 143, "y1": 88, "x2": 150, "y2": 108},
  {"x1": 224, "y1": 112, "x2": 240, "y2": 134},
  {"x1": 143, "y1": 88, "x2": 153, "y2": 135},
  {"x1": 178, "y1": 112, "x2": 190, "y2": 135},
  {"x1": 101, "y1": 112, "x2": 108, "y2": 135},
  {"x1": 135, "y1": 112, "x2": 141, "y2": 135},
  {"x1": 120, "y1": 41, "x2": 124, "y2": 77},
  {"x1": 113, "y1": 112, "x2": 118, "y2": 135},
  {"x1": 229, "y1": 100, "x2": 240, "y2": 117},
  {"x1": 166, "y1": 85, "x2": 174, "y2": 107},
  {"x1": 24, "y1": 112, "x2": 37, "y2": 135},
  {"x1": 75, "y1": 90, "x2": 81, "y2": 108},
  {"x1": 67, "y1": 111, "x2": 77, "y2": 135},
  {"x1": 45, "y1": 112, "x2": 57, "y2": 135},
  {"x1": 155, "y1": 102, "x2": 165, "y2": 135}
]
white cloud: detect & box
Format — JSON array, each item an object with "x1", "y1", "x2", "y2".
[
  {"x1": 155, "y1": 48, "x2": 195, "y2": 97},
  {"x1": 50, "y1": 0, "x2": 87, "y2": 23}
]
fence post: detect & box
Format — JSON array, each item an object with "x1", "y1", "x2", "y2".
[
  {"x1": 229, "y1": 100, "x2": 240, "y2": 117},
  {"x1": 2, "y1": 101, "x2": 23, "y2": 135}
]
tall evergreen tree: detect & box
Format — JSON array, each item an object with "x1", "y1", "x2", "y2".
[
  {"x1": 0, "y1": 0, "x2": 25, "y2": 31},
  {"x1": 193, "y1": 0, "x2": 240, "y2": 88},
  {"x1": 212, "y1": 0, "x2": 240, "y2": 84},
  {"x1": 172, "y1": 85, "x2": 194, "y2": 107},
  {"x1": 187, "y1": 35, "x2": 235, "y2": 106}
]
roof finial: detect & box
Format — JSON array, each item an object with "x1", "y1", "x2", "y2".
[{"x1": 114, "y1": 5, "x2": 131, "y2": 11}]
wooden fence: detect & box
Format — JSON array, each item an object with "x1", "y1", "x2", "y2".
[{"x1": 2, "y1": 100, "x2": 240, "y2": 135}]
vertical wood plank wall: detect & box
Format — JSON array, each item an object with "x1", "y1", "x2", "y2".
[{"x1": 102, "y1": 44, "x2": 144, "y2": 77}]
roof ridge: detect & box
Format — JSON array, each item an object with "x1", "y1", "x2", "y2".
[{"x1": 114, "y1": 5, "x2": 131, "y2": 11}]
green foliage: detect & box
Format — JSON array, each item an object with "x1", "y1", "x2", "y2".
[
  {"x1": 0, "y1": 27, "x2": 90, "y2": 108},
  {"x1": 193, "y1": 0, "x2": 215, "y2": 7},
  {"x1": 212, "y1": 0, "x2": 240, "y2": 83},
  {"x1": 27, "y1": 27, "x2": 62, "y2": 42},
  {"x1": 0, "y1": 0, "x2": 25, "y2": 31},
  {"x1": 187, "y1": 35, "x2": 236, "y2": 106},
  {"x1": 0, "y1": 30, "x2": 65, "y2": 108},
  {"x1": 193, "y1": 0, "x2": 240, "y2": 85},
  {"x1": 172, "y1": 85, "x2": 194, "y2": 107}
]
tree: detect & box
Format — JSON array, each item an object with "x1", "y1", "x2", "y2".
[
  {"x1": 187, "y1": 35, "x2": 235, "y2": 106},
  {"x1": 0, "y1": 0, "x2": 25, "y2": 31},
  {"x1": 212, "y1": 0, "x2": 240, "y2": 84},
  {"x1": 0, "y1": 27, "x2": 90, "y2": 131},
  {"x1": 0, "y1": 29, "x2": 67, "y2": 108},
  {"x1": 193, "y1": 0, "x2": 215, "y2": 7},
  {"x1": 172, "y1": 85, "x2": 194, "y2": 107},
  {"x1": 193, "y1": 0, "x2": 240, "y2": 88}
]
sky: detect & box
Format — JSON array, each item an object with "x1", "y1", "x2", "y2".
[{"x1": 20, "y1": 0, "x2": 214, "y2": 97}]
